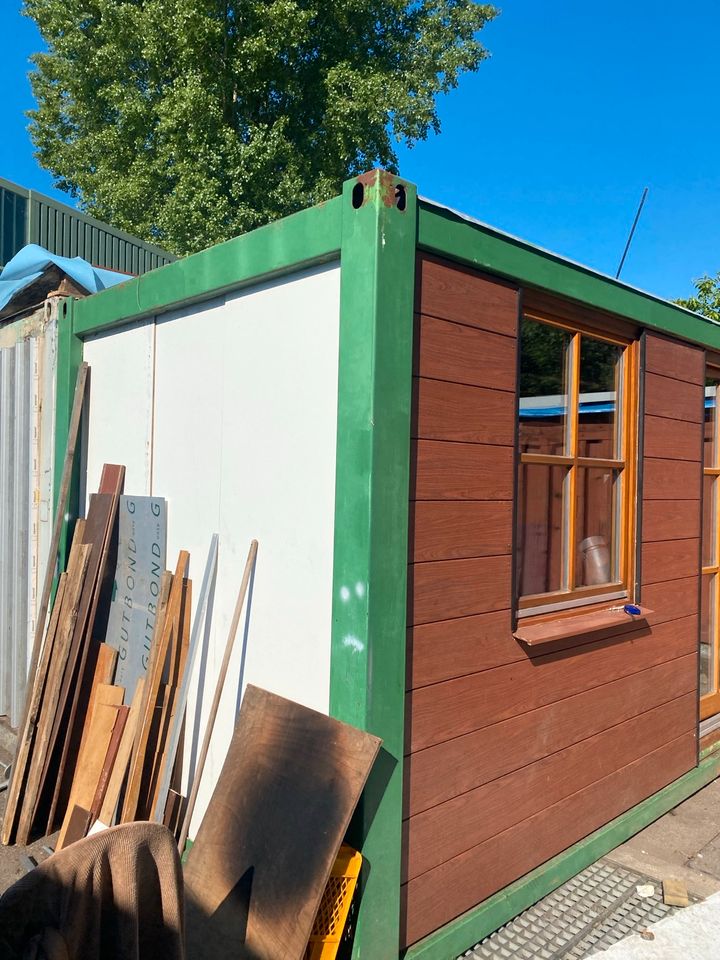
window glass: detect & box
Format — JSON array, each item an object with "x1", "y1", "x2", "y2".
[
  {"x1": 516, "y1": 462, "x2": 567, "y2": 597},
  {"x1": 519, "y1": 320, "x2": 571, "y2": 456},
  {"x1": 705, "y1": 381, "x2": 718, "y2": 469},
  {"x1": 578, "y1": 337, "x2": 623, "y2": 460},
  {"x1": 703, "y1": 475, "x2": 716, "y2": 568},
  {"x1": 574, "y1": 467, "x2": 620, "y2": 587}
]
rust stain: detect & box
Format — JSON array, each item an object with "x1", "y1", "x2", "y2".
[{"x1": 355, "y1": 169, "x2": 401, "y2": 208}]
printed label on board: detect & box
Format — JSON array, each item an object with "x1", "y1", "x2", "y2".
[{"x1": 106, "y1": 495, "x2": 167, "y2": 704}]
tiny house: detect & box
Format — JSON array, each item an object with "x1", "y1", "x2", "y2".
[{"x1": 51, "y1": 170, "x2": 720, "y2": 958}]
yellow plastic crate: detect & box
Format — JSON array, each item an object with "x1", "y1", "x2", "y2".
[{"x1": 305, "y1": 845, "x2": 363, "y2": 960}]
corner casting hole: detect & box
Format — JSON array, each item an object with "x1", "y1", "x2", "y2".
[
  {"x1": 352, "y1": 183, "x2": 364, "y2": 209},
  {"x1": 395, "y1": 184, "x2": 406, "y2": 211}
]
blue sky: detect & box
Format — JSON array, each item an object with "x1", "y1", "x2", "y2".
[{"x1": 2, "y1": 1, "x2": 718, "y2": 300}]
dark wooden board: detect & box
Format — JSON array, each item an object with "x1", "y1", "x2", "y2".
[
  {"x1": 184, "y1": 685, "x2": 381, "y2": 960},
  {"x1": 644, "y1": 333, "x2": 705, "y2": 385},
  {"x1": 642, "y1": 577, "x2": 699, "y2": 625},
  {"x1": 415, "y1": 256, "x2": 519, "y2": 338},
  {"x1": 642, "y1": 499, "x2": 701, "y2": 543},
  {"x1": 641, "y1": 538, "x2": 700, "y2": 585},
  {"x1": 643, "y1": 415, "x2": 703, "y2": 463},
  {"x1": 415, "y1": 315, "x2": 516, "y2": 393},
  {"x1": 404, "y1": 653, "x2": 696, "y2": 817},
  {"x1": 406, "y1": 615, "x2": 697, "y2": 752},
  {"x1": 411, "y1": 440, "x2": 514, "y2": 501},
  {"x1": 643, "y1": 458, "x2": 702, "y2": 500},
  {"x1": 644, "y1": 372, "x2": 704, "y2": 423},
  {"x1": 522, "y1": 288, "x2": 638, "y2": 342},
  {"x1": 401, "y1": 732, "x2": 697, "y2": 946},
  {"x1": 409, "y1": 500, "x2": 513, "y2": 563},
  {"x1": 413, "y1": 377, "x2": 515, "y2": 446},
  {"x1": 404, "y1": 692, "x2": 695, "y2": 881},
  {"x1": 408, "y1": 555, "x2": 511, "y2": 626}
]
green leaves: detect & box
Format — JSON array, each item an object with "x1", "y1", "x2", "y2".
[
  {"x1": 677, "y1": 273, "x2": 720, "y2": 322},
  {"x1": 25, "y1": 0, "x2": 496, "y2": 254}
]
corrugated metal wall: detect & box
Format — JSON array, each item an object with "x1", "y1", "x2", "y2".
[
  {"x1": 0, "y1": 309, "x2": 56, "y2": 727},
  {"x1": 0, "y1": 177, "x2": 175, "y2": 274}
]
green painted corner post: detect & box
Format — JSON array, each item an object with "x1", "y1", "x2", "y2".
[
  {"x1": 329, "y1": 170, "x2": 418, "y2": 959},
  {"x1": 53, "y1": 296, "x2": 84, "y2": 572}
]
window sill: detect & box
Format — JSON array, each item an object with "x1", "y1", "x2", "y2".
[{"x1": 513, "y1": 604, "x2": 652, "y2": 647}]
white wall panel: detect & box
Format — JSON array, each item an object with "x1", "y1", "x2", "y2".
[
  {"x1": 82, "y1": 318, "x2": 155, "y2": 504},
  {"x1": 83, "y1": 262, "x2": 341, "y2": 831}
]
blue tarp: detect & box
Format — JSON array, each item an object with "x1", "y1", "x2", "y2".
[{"x1": 0, "y1": 244, "x2": 129, "y2": 315}]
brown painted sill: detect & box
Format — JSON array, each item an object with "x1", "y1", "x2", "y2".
[{"x1": 514, "y1": 606, "x2": 653, "y2": 647}]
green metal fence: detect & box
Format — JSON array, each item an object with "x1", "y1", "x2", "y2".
[{"x1": 0, "y1": 177, "x2": 175, "y2": 274}]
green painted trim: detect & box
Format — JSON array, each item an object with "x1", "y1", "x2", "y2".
[
  {"x1": 329, "y1": 171, "x2": 417, "y2": 958},
  {"x1": 404, "y1": 750, "x2": 720, "y2": 960},
  {"x1": 418, "y1": 201, "x2": 720, "y2": 350},
  {"x1": 53, "y1": 297, "x2": 83, "y2": 573},
  {"x1": 72, "y1": 196, "x2": 343, "y2": 337}
]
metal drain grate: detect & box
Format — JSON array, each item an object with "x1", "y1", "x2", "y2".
[{"x1": 460, "y1": 859, "x2": 692, "y2": 960}]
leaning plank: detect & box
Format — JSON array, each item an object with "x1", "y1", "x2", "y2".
[
  {"x1": 122, "y1": 556, "x2": 188, "y2": 822},
  {"x1": 56, "y1": 683, "x2": 125, "y2": 850},
  {"x1": 184, "y1": 686, "x2": 382, "y2": 960},
  {"x1": 147, "y1": 576, "x2": 192, "y2": 817},
  {"x1": 152, "y1": 535, "x2": 218, "y2": 824},
  {"x1": 75, "y1": 643, "x2": 118, "y2": 764},
  {"x1": 90, "y1": 704, "x2": 130, "y2": 821},
  {"x1": 48, "y1": 465, "x2": 125, "y2": 831},
  {"x1": 37, "y1": 495, "x2": 115, "y2": 835},
  {"x1": 99, "y1": 678, "x2": 145, "y2": 827},
  {"x1": 15, "y1": 540, "x2": 92, "y2": 845},
  {"x1": 2, "y1": 363, "x2": 88, "y2": 846},
  {"x1": 0, "y1": 573, "x2": 66, "y2": 845}
]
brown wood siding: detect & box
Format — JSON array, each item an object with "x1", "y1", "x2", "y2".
[{"x1": 402, "y1": 261, "x2": 702, "y2": 948}]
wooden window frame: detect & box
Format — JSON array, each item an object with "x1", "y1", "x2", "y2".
[
  {"x1": 516, "y1": 310, "x2": 638, "y2": 618},
  {"x1": 701, "y1": 369, "x2": 720, "y2": 721}
]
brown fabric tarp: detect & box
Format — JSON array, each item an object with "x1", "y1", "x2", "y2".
[{"x1": 0, "y1": 822, "x2": 184, "y2": 960}]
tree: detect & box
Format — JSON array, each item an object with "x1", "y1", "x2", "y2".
[
  {"x1": 24, "y1": 0, "x2": 496, "y2": 255},
  {"x1": 676, "y1": 273, "x2": 720, "y2": 323}
]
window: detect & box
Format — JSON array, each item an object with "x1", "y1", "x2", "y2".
[
  {"x1": 516, "y1": 312, "x2": 636, "y2": 616},
  {"x1": 701, "y1": 372, "x2": 720, "y2": 719}
]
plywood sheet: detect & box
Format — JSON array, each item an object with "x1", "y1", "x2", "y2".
[{"x1": 184, "y1": 685, "x2": 381, "y2": 960}]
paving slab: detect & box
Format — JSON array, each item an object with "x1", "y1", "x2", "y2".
[{"x1": 593, "y1": 892, "x2": 720, "y2": 959}]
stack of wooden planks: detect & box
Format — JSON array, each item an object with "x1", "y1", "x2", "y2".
[{"x1": 2, "y1": 465, "x2": 194, "y2": 850}]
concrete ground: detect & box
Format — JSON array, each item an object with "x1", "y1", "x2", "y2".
[
  {"x1": 604, "y1": 776, "x2": 720, "y2": 901},
  {"x1": 596, "y1": 892, "x2": 720, "y2": 959}
]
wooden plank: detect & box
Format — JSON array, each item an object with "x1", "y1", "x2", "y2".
[
  {"x1": 90, "y1": 704, "x2": 130, "y2": 820},
  {"x1": 522, "y1": 288, "x2": 638, "y2": 343},
  {"x1": 147, "y1": 577, "x2": 191, "y2": 817},
  {"x1": 642, "y1": 499, "x2": 701, "y2": 543},
  {"x1": 643, "y1": 458, "x2": 701, "y2": 500},
  {"x1": 644, "y1": 372, "x2": 704, "y2": 423},
  {"x1": 402, "y1": 733, "x2": 697, "y2": 946},
  {"x1": 48, "y1": 465, "x2": 125, "y2": 831},
  {"x1": 641, "y1": 538, "x2": 699, "y2": 585},
  {"x1": 75, "y1": 643, "x2": 118, "y2": 766},
  {"x1": 413, "y1": 377, "x2": 515, "y2": 446},
  {"x1": 415, "y1": 256, "x2": 519, "y2": 339},
  {"x1": 122, "y1": 558, "x2": 186, "y2": 823},
  {"x1": 39, "y1": 493, "x2": 115, "y2": 834},
  {"x1": 643, "y1": 415, "x2": 703, "y2": 463},
  {"x1": 404, "y1": 653, "x2": 697, "y2": 817},
  {"x1": 415, "y1": 315, "x2": 516, "y2": 393},
  {"x1": 56, "y1": 683, "x2": 124, "y2": 850},
  {"x1": 641, "y1": 577, "x2": 700, "y2": 626},
  {"x1": 407, "y1": 611, "x2": 516, "y2": 690},
  {"x1": 15, "y1": 539, "x2": 92, "y2": 846},
  {"x1": 2, "y1": 364, "x2": 89, "y2": 847},
  {"x1": 408, "y1": 556, "x2": 511, "y2": 626},
  {"x1": 409, "y1": 501, "x2": 513, "y2": 563},
  {"x1": 645, "y1": 334, "x2": 705, "y2": 386},
  {"x1": 404, "y1": 692, "x2": 696, "y2": 882},
  {"x1": 406, "y1": 615, "x2": 697, "y2": 753},
  {"x1": 61, "y1": 806, "x2": 92, "y2": 848},
  {"x1": 184, "y1": 685, "x2": 381, "y2": 960},
  {"x1": 411, "y1": 440, "x2": 514, "y2": 501},
  {"x1": 98, "y1": 677, "x2": 145, "y2": 827}
]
